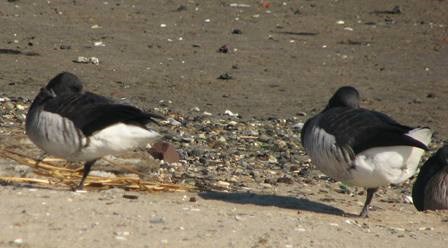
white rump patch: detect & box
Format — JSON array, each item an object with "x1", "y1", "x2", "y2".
[{"x1": 348, "y1": 128, "x2": 432, "y2": 188}]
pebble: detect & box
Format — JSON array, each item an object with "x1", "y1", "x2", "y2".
[
  {"x1": 224, "y1": 110, "x2": 239, "y2": 117},
  {"x1": 167, "y1": 118, "x2": 182, "y2": 126},
  {"x1": 149, "y1": 216, "x2": 165, "y2": 224},
  {"x1": 214, "y1": 181, "x2": 231, "y2": 190},
  {"x1": 122, "y1": 194, "x2": 139, "y2": 200},
  {"x1": 217, "y1": 73, "x2": 233, "y2": 80},
  {"x1": 74, "y1": 56, "x2": 100, "y2": 65},
  {"x1": 232, "y1": 29, "x2": 242, "y2": 34},
  {"x1": 93, "y1": 41, "x2": 105, "y2": 47},
  {"x1": 292, "y1": 122, "x2": 304, "y2": 131},
  {"x1": 403, "y1": 195, "x2": 413, "y2": 204},
  {"x1": 418, "y1": 227, "x2": 434, "y2": 231},
  {"x1": 13, "y1": 238, "x2": 24, "y2": 245},
  {"x1": 148, "y1": 142, "x2": 180, "y2": 163},
  {"x1": 229, "y1": 3, "x2": 251, "y2": 7}
]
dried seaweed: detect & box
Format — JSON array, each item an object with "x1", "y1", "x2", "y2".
[{"x1": 0, "y1": 148, "x2": 194, "y2": 192}]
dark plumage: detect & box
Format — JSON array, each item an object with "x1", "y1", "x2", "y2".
[
  {"x1": 301, "y1": 86, "x2": 432, "y2": 217},
  {"x1": 26, "y1": 72, "x2": 164, "y2": 190},
  {"x1": 412, "y1": 145, "x2": 448, "y2": 211}
]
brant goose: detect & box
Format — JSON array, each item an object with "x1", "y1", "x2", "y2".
[
  {"x1": 412, "y1": 145, "x2": 448, "y2": 211},
  {"x1": 301, "y1": 86, "x2": 432, "y2": 217},
  {"x1": 25, "y1": 72, "x2": 164, "y2": 190}
]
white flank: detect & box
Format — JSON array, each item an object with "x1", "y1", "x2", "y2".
[
  {"x1": 76, "y1": 123, "x2": 161, "y2": 161},
  {"x1": 27, "y1": 111, "x2": 86, "y2": 159},
  {"x1": 303, "y1": 125, "x2": 353, "y2": 181}
]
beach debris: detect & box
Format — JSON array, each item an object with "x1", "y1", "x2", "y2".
[{"x1": 73, "y1": 56, "x2": 100, "y2": 65}]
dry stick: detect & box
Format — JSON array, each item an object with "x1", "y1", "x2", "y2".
[
  {"x1": 0, "y1": 177, "x2": 51, "y2": 184},
  {"x1": 1, "y1": 149, "x2": 76, "y2": 172},
  {"x1": 0, "y1": 148, "x2": 193, "y2": 192}
]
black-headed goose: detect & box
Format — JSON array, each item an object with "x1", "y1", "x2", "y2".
[
  {"x1": 25, "y1": 72, "x2": 164, "y2": 190},
  {"x1": 412, "y1": 145, "x2": 448, "y2": 211},
  {"x1": 301, "y1": 86, "x2": 432, "y2": 217}
]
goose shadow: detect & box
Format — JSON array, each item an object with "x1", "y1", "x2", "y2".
[{"x1": 198, "y1": 191, "x2": 346, "y2": 216}]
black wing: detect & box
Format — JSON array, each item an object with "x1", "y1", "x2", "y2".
[
  {"x1": 43, "y1": 93, "x2": 165, "y2": 136},
  {"x1": 318, "y1": 107, "x2": 428, "y2": 154}
]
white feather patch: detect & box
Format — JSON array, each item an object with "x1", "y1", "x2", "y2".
[
  {"x1": 348, "y1": 127, "x2": 432, "y2": 188},
  {"x1": 75, "y1": 123, "x2": 161, "y2": 161},
  {"x1": 349, "y1": 145, "x2": 425, "y2": 188}
]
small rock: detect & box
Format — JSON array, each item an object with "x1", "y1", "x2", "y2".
[
  {"x1": 150, "y1": 216, "x2": 165, "y2": 224},
  {"x1": 60, "y1": 44, "x2": 71, "y2": 50},
  {"x1": 426, "y1": 93, "x2": 436, "y2": 98},
  {"x1": 217, "y1": 73, "x2": 232, "y2": 80},
  {"x1": 214, "y1": 180, "x2": 231, "y2": 190},
  {"x1": 292, "y1": 122, "x2": 304, "y2": 131},
  {"x1": 418, "y1": 227, "x2": 434, "y2": 231},
  {"x1": 232, "y1": 29, "x2": 242, "y2": 34},
  {"x1": 229, "y1": 3, "x2": 251, "y2": 7},
  {"x1": 123, "y1": 194, "x2": 139, "y2": 200},
  {"x1": 176, "y1": 5, "x2": 187, "y2": 11},
  {"x1": 74, "y1": 56, "x2": 89, "y2": 63},
  {"x1": 94, "y1": 41, "x2": 106, "y2": 47},
  {"x1": 90, "y1": 57, "x2": 100, "y2": 65},
  {"x1": 273, "y1": 139, "x2": 287, "y2": 151},
  {"x1": 191, "y1": 107, "x2": 200, "y2": 112},
  {"x1": 277, "y1": 176, "x2": 294, "y2": 184},
  {"x1": 218, "y1": 45, "x2": 229, "y2": 53},
  {"x1": 403, "y1": 195, "x2": 413, "y2": 204},
  {"x1": 148, "y1": 142, "x2": 180, "y2": 163},
  {"x1": 224, "y1": 110, "x2": 239, "y2": 117},
  {"x1": 73, "y1": 56, "x2": 99, "y2": 65},
  {"x1": 260, "y1": 183, "x2": 273, "y2": 188},
  {"x1": 13, "y1": 238, "x2": 24, "y2": 245},
  {"x1": 167, "y1": 118, "x2": 182, "y2": 126}
]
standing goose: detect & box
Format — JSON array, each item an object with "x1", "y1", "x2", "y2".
[
  {"x1": 301, "y1": 86, "x2": 432, "y2": 217},
  {"x1": 25, "y1": 72, "x2": 164, "y2": 190},
  {"x1": 412, "y1": 145, "x2": 448, "y2": 211}
]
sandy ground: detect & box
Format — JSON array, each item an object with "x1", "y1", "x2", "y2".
[
  {"x1": 0, "y1": 185, "x2": 447, "y2": 248},
  {"x1": 1, "y1": 0, "x2": 448, "y2": 247}
]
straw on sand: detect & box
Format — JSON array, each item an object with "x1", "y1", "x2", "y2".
[{"x1": 0, "y1": 148, "x2": 194, "y2": 192}]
